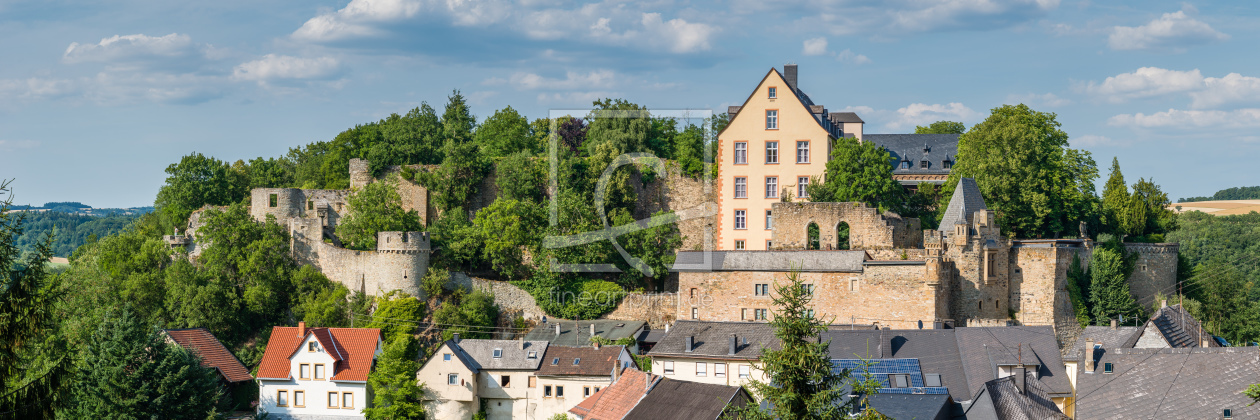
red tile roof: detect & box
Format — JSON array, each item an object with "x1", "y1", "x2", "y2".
[
  {"x1": 569, "y1": 368, "x2": 657, "y2": 419},
  {"x1": 256, "y1": 326, "x2": 381, "y2": 382},
  {"x1": 164, "y1": 328, "x2": 253, "y2": 383}
]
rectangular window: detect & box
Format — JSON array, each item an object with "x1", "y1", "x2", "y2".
[
  {"x1": 277, "y1": 390, "x2": 289, "y2": 407},
  {"x1": 921, "y1": 160, "x2": 929, "y2": 169},
  {"x1": 501, "y1": 375, "x2": 510, "y2": 388},
  {"x1": 890, "y1": 374, "x2": 910, "y2": 388},
  {"x1": 755, "y1": 284, "x2": 769, "y2": 296},
  {"x1": 765, "y1": 177, "x2": 778, "y2": 198},
  {"x1": 664, "y1": 361, "x2": 675, "y2": 375},
  {"x1": 584, "y1": 386, "x2": 591, "y2": 397},
  {"x1": 696, "y1": 362, "x2": 707, "y2": 377},
  {"x1": 802, "y1": 284, "x2": 815, "y2": 295},
  {"x1": 307, "y1": 200, "x2": 314, "y2": 210},
  {"x1": 755, "y1": 309, "x2": 768, "y2": 320},
  {"x1": 314, "y1": 364, "x2": 324, "y2": 380},
  {"x1": 797, "y1": 141, "x2": 809, "y2": 163},
  {"x1": 342, "y1": 392, "x2": 353, "y2": 409},
  {"x1": 925, "y1": 374, "x2": 943, "y2": 387},
  {"x1": 798, "y1": 177, "x2": 809, "y2": 198},
  {"x1": 734, "y1": 142, "x2": 748, "y2": 164},
  {"x1": 765, "y1": 141, "x2": 779, "y2": 163},
  {"x1": 850, "y1": 279, "x2": 858, "y2": 291},
  {"x1": 444, "y1": 353, "x2": 452, "y2": 361},
  {"x1": 691, "y1": 307, "x2": 698, "y2": 319},
  {"x1": 294, "y1": 390, "x2": 305, "y2": 407},
  {"x1": 805, "y1": 309, "x2": 815, "y2": 318},
  {"x1": 1104, "y1": 363, "x2": 1113, "y2": 374},
  {"x1": 766, "y1": 110, "x2": 778, "y2": 130},
  {"x1": 735, "y1": 240, "x2": 746, "y2": 250},
  {"x1": 493, "y1": 349, "x2": 503, "y2": 358},
  {"x1": 765, "y1": 210, "x2": 773, "y2": 230},
  {"x1": 734, "y1": 177, "x2": 747, "y2": 198},
  {"x1": 545, "y1": 385, "x2": 553, "y2": 397},
  {"x1": 944, "y1": 160, "x2": 953, "y2": 169},
  {"x1": 328, "y1": 392, "x2": 339, "y2": 408},
  {"x1": 768, "y1": 87, "x2": 777, "y2": 99},
  {"x1": 557, "y1": 386, "x2": 564, "y2": 398},
  {"x1": 715, "y1": 363, "x2": 727, "y2": 377},
  {"x1": 308, "y1": 342, "x2": 317, "y2": 352},
  {"x1": 269, "y1": 194, "x2": 278, "y2": 207},
  {"x1": 299, "y1": 364, "x2": 310, "y2": 380},
  {"x1": 741, "y1": 308, "x2": 748, "y2": 320},
  {"x1": 767, "y1": 240, "x2": 772, "y2": 249},
  {"x1": 739, "y1": 365, "x2": 750, "y2": 379},
  {"x1": 448, "y1": 373, "x2": 458, "y2": 385},
  {"x1": 734, "y1": 210, "x2": 746, "y2": 230}
]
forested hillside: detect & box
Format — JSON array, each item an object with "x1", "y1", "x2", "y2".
[
  {"x1": 14, "y1": 212, "x2": 140, "y2": 257},
  {"x1": 1180, "y1": 186, "x2": 1260, "y2": 202}
]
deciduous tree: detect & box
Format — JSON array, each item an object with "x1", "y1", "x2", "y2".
[{"x1": 335, "y1": 176, "x2": 423, "y2": 251}]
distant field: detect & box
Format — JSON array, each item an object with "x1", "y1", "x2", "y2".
[{"x1": 1170, "y1": 200, "x2": 1260, "y2": 215}]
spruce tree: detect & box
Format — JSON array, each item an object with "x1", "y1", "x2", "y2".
[
  {"x1": 1088, "y1": 247, "x2": 1142, "y2": 325},
  {"x1": 1101, "y1": 157, "x2": 1130, "y2": 235}
]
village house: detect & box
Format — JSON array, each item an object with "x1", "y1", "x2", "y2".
[
  {"x1": 522, "y1": 319, "x2": 647, "y2": 354},
  {"x1": 646, "y1": 321, "x2": 777, "y2": 389},
  {"x1": 532, "y1": 344, "x2": 637, "y2": 419},
  {"x1": 254, "y1": 322, "x2": 383, "y2": 419},
  {"x1": 568, "y1": 367, "x2": 754, "y2": 420}
]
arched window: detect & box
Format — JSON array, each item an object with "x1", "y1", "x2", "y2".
[
  {"x1": 978, "y1": 301, "x2": 982, "y2": 311},
  {"x1": 807, "y1": 222, "x2": 820, "y2": 250},
  {"x1": 836, "y1": 222, "x2": 850, "y2": 250}
]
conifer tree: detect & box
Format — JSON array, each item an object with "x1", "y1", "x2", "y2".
[
  {"x1": 1101, "y1": 157, "x2": 1130, "y2": 234},
  {"x1": 1088, "y1": 246, "x2": 1142, "y2": 325}
]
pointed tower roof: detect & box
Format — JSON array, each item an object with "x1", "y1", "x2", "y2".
[{"x1": 940, "y1": 177, "x2": 987, "y2": 229}]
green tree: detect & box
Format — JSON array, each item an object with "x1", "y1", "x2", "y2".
[
  {"x1": 1186, "y1": 262, "x2": 1260, "y2": 345},
  {"x1": 363, "y1": 335, "x2": 426, "y2": 419},
  {"x1": 62, "y1": 308, "x2": 224, "y2": 419},
  {"x1": 584, "y1": 99, "x2": 650, "y2": 156},
  {"x1": 365, "y1": 290, "x2": 424, "y2": 342},
  {"x1": 914, "y1": 120, "x2": 966, "y2": 134},
  {"x1": 471, "y1": 198, "x2": 545, "y2": 279},
  {"x1": 495, "y1": 152, "x2": 546, "y2": 203},
  {"x1": 613, "y1": 209, "x2": 683, "y2": 291},
  {"x1": 335, "y1": 175, "x2": 423, "y2": 250},
  {"x1": 432, "y1": 289, "x2": 499, "y2": 340},
  {"x1": 442, "y1": 90, "x2": 477, "y2": 150},
  {"x1": 1089, "y1": 246, "x2": 1142, "y2": 325},
  {"x1": 806, "y1": 137, "x2": 903, "y2": 211},
  {"x1": 938, "y1": 104, "x2": 1098, "y2": 238},
  {"x1": 154, "y1": 152, "x2": 248, "y2": 227},
  {"x1": 735, "y1": 269, "x2": 850, "y2": 419},
  {"x1": 1101, "y1": 157, "x2": 1129, "y2": 233},
  {"x1": 673, "y1": 122, "x2": 708, "y2": 178},
  {"x1": 1132, "y1": 177, "x2": 1177, "y2": 238},
  {"x1": 477, "y1": 106, "x2": 532, "y2": 158},
  {"x1": 1066, "y1": 254, "x2": 1091, "y2": 327}
]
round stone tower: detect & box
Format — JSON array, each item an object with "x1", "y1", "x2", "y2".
[{"x1": 250, "y1": 188, "x2": 305, "y2": 225}]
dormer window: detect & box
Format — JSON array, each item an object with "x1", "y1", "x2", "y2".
[
  {"x1": 768, "y1": 87, "x2": 777, "y2": 99},
  {"x1": 493, "y1": 349, "x2": 503, "y2": 358},
  {"x1": 308, "y1": 342, "x2": 317, "y2": 352},
  {"x1": 943, "y1": 160, "x2": 953, "y2": 169},
  {"x1": 573, "y1": 358, "x2": 581, "y2": 365},
  {"x1": 920, "y1": 160, "x2": 929, "y2": 169},
  {"x1": 1103, "y1": 362, "x2": 1114, "y2": 374},
  {"x1": 901, "y1": 161, "x2": 911, "y2": 169}
]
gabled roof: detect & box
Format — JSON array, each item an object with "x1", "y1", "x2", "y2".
[
  {"x1": 449, "y1": 339, "x2": 548, "y2": 371},
  {"x1": 523, "y1": 319, "x2": 645, "y2": 348},
  {"x1": 164, "y1": 328, "x2": 253, "y2": 383},
  {"x1": 966, "y1": 372, "x2": 1070, "y2": 420},
  {"x1": 623, "y1": 378, "x2": 752, "y2": 420},
  {"x1": 1074, "y1": 347, "x2": 1260, "y2": 419},
  {"x1": 648, "y1": 321, "x2": 779, "y2": 360},
  {"x1": 719, "y1": 67, "x2": 837, "y2": 139},
  {"x1": 1138, "y1": 304, "x2": 1219, "y2": 348},
  {"x1": 824, "y1": 329, "x2": 972, "y2": 402},
  {"x1": 866, "y1": 394, "x2": 951, "y2": 420},
  {"x1": 954, "y1": 327, "x2": 1072, "y2": 397},
  {"x1": 256, "y1": 326, "x2": 381, "y2": 382},
  {"x1": 828, "y1": 112, "x2": 865, "y2": 124},
  {"x1": 1064, "y1": 326, "x2": 1143, "y2": 362},
  {"x1": 940, "y1": 177, "x2": 988, "y2": 228},
  {"x1": 569, "y1": 368, "x2": 658, "y2": 419},
  {"x1": 536, "y1": 345, "x2": 626, "y2": 377}
]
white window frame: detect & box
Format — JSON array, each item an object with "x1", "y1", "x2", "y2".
[
  {"x1": 734, "y1": 142, "x2": 748, "y2": 164},
  {"x1": 314, "y1": 364, "x2": 324, "y2": 380},
  {"x1": 765, "y1": 141, "x2": 779, "y2": 163},
  {"x1": 691, "y1": 307, "x2": 698, "y2": 319},
  {"x1": 766, "y1": 110, "x2": 778, "y2": 130},
  {"x1": 696, "y1": 362, "x2": 707, "y2": 377},
  {"x1": 768, "y1": 87, "x2": 777, "y2": 99},
  {"x1": 715, "y1": 363, "x2": 727, "y2": 377},
  {"x1": 797, "y1": 141, "x2": 809, "y2": 163},
  {"x1": 734, "y1": 240, "x2": 746, "y2": 250},
  {"x1": 734, "y1": 210, "x2": 747, "y2": 230},
  {"x1": 328, "y1": 391, "x2": 339, "y2": 408},
  {"x1": 765, "y1": 210, "x2": 773, "y2": 230},
  {"x1": 765, "y1": 177, "x2": 778, "y2": 198},
  {"x1": 798, "y1": 177, "x2": 809, "y2": 198},
  {"x1": 664, "y1": 361, "x2": 675, "y2": 375},
  {"x1": 739, "y1": 364, "x2": 751, "y2": 379},
  {"x1": 447, "y1": 373, "x2": 459, "y2": 385},
  {"x1": 734, "y1": 177, "x2": 747, "y2": 198}
]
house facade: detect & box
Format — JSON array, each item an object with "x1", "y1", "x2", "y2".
[
  {"x1": 255, "y1": 323, "x2": 383, "y2": 419},
  {"x1": 532, "y1": 344, "x2": 636, "y2": 419},
  {"x1": 646, "y1": 321, "x2": 775, "y2": 389}
]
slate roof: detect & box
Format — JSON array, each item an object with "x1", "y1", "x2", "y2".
[
  {"x1": 523, "y1": 319, "x2": 646, "y2": 348},
  {"x1": 953, "y1": 327, "x2": 1072, "y2": 398},
  {"x1": 671, "y1": 250, "x2": 867, "y2": 272},
  {"x1": 1063, "y1": 326, "x2": 1142, "y2": 362},
  {"x1": 866, "y1": 394, "x2": 951, "y2": 420},
  {"x1": 1073, "y1": 347, "x2": 1260, "y2": 419},
  {"x1": 164, "y1": 328, "x2": 253, "y2": 383},
  {"x1": 865, "y1": 134, "x2": 960, "y2": 179},
  {"x1": 623, "y1": 377, "x2": 752, "y2": 420},
  {"x1": 722, "y1": 67, "x2": 842, "y2": 139},
  {"x1": 824, "y1": 329, "x2": 972, "y2": 402},
  {"x1": 939, "y1": 177, "x2": 988, "y2": 229},
  {"x1": 833, "y1": 358, "x2": 950, "y2": 395},
  {"x1": 448, "y1": 339, "x2": 548, "y2": 371},
  {"x1": 965, "y1": 372, "x2": 1070, "y2": 420},
  {"x1": 569, "y1": 368, "x2": 657, "y2": 420},
  {"x1": 648, "y1": 321, "x2": 779, "y2": 360},
  {"x1": 828, "y1": 112, "x2": 865, "y2": 124},
  {"x1": 256, "y1": 326, "x2": 381, "y2": 382},
  {"x1": 536, "y1": 345, "x2": 626, "y2": 377},
  {"x1": 1140, "y1": 304, "x2": 1219, "y2": 348}
]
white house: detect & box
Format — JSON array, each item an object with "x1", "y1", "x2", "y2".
[
  {"x1": 417, "y1": 335, "x2": 551, "y2": 419},
  {"x1": 646, "y1": 321, "x2": 776, "y2": 390},
  {"x1": 256, "y1": 322, "x2": 383, "y2": 419}
]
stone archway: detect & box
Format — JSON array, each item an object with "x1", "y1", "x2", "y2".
[
  {"x1": 807, "y1": 222, "x2": 820, "y2": 250},
  {"x1": 836, "y1": 221, "x2": 850, "y2": 250}
]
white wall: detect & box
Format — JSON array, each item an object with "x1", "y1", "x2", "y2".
[
  {"x1": 257, "y1": 334, "x2": 373, "y2": 418},
  {"x1": 651, "y1": 356, "x2": 766, "y2": 389}
]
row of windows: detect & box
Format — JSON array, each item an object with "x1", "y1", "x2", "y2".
[
  {"x1": 275, "y1": 390, "x2": 353, "y2": 410},
  {"x1": 732, "y1": 177, "x2": 809, "y2": 200},
  {"x1": 732, "y1": 141, "x2": 810, "y2": 165},
  {"x1": 732, "y1": 240, "x2": 772, "y2": 250},
  {"x1": 899, "y1": 160, "x2": 953, "y2": 169},
  {"x1": 662, "y1": 361, "x2": 751, "y2": 378},
  {"x1": 297, "y1": 363, "x2": 325, "y2": 380}
]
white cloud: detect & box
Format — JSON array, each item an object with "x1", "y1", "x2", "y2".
[
  {"x1": 232, "y1": 54, "x2": 344, "y2": 84},
  {"x1": 796, "y1": 0, "x2": 1060, "y2": 37},
  {"x1": 1071, "y1": 134, "x2": 1125, "y2": 147},
  {"x1": 1108, "y1": 11, "x2": 1228, "y2": 53},
  {"x1": 887, "y1": 103, "x2": 980, "y2": 130},
  {"x1": 803, "y1": 37, "x2": 828, "y2": 55},
  {"x1": 1108, "y1": 109, "x2": 1260, "y2": 129},
  {"x1": 836, "y1": 49, "x2": 871, "y2": 65},
  {"x1": 1083, "y1": 67, "x2": 1204, "y2": 102},
  {"x1": 1192, "y1": 73, "x2": 1260, "y2": 109},
  {"x1": 292, "y1": 0, "x2": 718, "y2": 55},
  {"x1": 1007, "y1": 92, "x2": 1071, "y2": 107},
  {"x1": 507, "y1": 70, "x2": 618, "y2": 90},
  {"x1": 63, "y1": 33, "x2": 198, "y2": 63}
]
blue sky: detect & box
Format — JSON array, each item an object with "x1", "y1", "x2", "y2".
[{"x1": 1, "y1": 0, "x2": 1257, "y2": 207}]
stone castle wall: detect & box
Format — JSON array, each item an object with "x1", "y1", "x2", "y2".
[
  {"x1": 604, "y1": 292, "x2": 679, "y2": 328},
  {"x1": 1124, "y1": 243, "x2": 1180, "y2": 307},
  {"x1": 289, "y1": 217, "x2": 429, "y2": 297},
  {"x1": 769, "y1": 202, "x2": 921, "y2": 250},
  {"x1": 449, "y1": 272, "x2": 546, "y2": 321}
]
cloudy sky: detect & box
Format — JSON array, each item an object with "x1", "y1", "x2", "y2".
[{"x1": 1, "y1": 0, "x2": 1256, "y2": 207}]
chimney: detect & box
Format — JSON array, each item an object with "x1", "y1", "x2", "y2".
[
  {"x1": 556, "y1": 323, "x2": 561, "y2": 335},
  {"x1": 1014, "y1": 366, "x2": 1027, "y2": 394},
  {"x1": 1110, "y1": 319, "x2": 1117, "y2": 330},
  {"x1": 613, "y1": 364, "x2": 620, "y2": 383},
  {"x1": 591, "y1": 324, "x2": 596, "y2": 337},
  {"x1": 519, "y1": 337, "x2": 525, "y2": 350},
  {"x1": 665, "y1": 323, "x2": 670, "y2": 333},
  {"x1": 729, "y1": 334, "x2": 737, "y2": 356},
  {"x1": 453, "y1": 333, "x2": 460, "y2": 343},
  {"x1": 685, "y1": 336, "x2": 694, "y2": 352},
  {"x1": 783, "y1": 64, "x2": 798, "y2": 92},
  {"x1": 1084, "y1": 339, "x2": 1095, "y2": 371},
  {"x1": 298, "y1": 321, "x2": 306, "y2": 338},
  {"x1": 1162, "y1": 299, "x2": 1168, "y2": 308},
  {"x1": 594, "y1": 341, "x2": 601, "y2": 350}
]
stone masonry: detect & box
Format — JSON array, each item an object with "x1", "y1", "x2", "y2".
[{"x1": 770, "y1": 202, "x2": 921, "y2": 250}]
